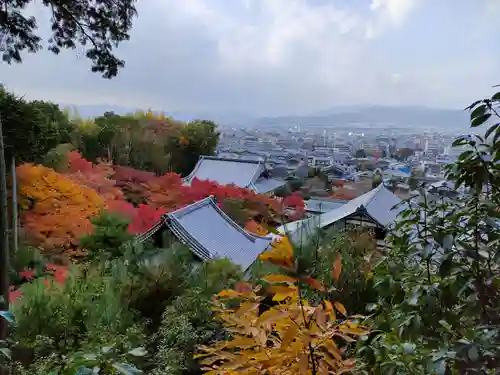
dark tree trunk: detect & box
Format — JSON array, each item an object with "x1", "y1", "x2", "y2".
[
  {"x1": 0, "y1": 115, "x2": 10, "y2": 375},
  {"x1": 0, "y1": 114, "x2": 10, "y2": 340}
]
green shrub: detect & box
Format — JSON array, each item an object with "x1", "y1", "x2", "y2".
[
  {"x1": 361, "y1": 90, "x2": 500, "y2": 374},
  {"x1": 117, "y1": 245, "x2": 195, "y2": 329},
  {"x1": 10, "y1": 266, "x2": 145, "y2": 372},
  {"x1": 79, "y1": 212, "x2": 134, "y2": 262},
  {"x1": 150, "y1": 258, "x2": 242, "y2": 375},
  {"x1": 9, "y1": 246, "x2": 46, "y2": 286}
]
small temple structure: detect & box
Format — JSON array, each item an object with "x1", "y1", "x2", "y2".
[
  {"x1": 183, "y1": 155, "x2": 286, "y2": 195},
  {"x1": 278, "y1": 184, "x2": 403, "y2": 250},
  {"x1": 136, "y1": 196, "x2": 274, "y2": 271}
]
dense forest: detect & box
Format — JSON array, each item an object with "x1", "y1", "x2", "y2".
[{"x1": 0, "y1": 86, "x2": 500, "y2": 375}]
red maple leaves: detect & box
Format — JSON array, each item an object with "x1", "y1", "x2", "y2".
[{"x1": 18, "y1": 152, "x2": 305, "y2": 254}]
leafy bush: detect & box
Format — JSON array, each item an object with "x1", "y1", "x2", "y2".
[
  {"x1": 251, "y1": 228, "x2": 379, "y2": 314},
  {"x1": 361, "y1": 90, "x2": 500, "y2": 375},
  {"x1": 151, "y1": 289, "x2": 224, "y2": 375},
  {"x1": 197, "y1": 235, "x2": 369, "y2": 373},
  {"x1": 10, "y1": 266, "x2": 145, "y2": 373},
  {"x1": 79, "y1": 212, "x2": 135, "y2": 262},
  {"x1": 149, "y1": 258, "x2": 243, "y2": 375},
  {"x1": 117, "y1": 245, "x2": 195, "y2": 328}
]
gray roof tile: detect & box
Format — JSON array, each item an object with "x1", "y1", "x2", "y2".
[
  {"x1": 278, "y1": 185, "x2": 403, "y2": 242},
  {"x1": 305, "y1": 198, "x2": 349, "y2": 213},
  {"x1": 137, "y1": 196, "x2": 273, "y2": 271},
  {"x1": 253, "y1": 177, "x2": 286, "y2": 194},
  {"x1": 184, "y1": 156, "x2": 264, "y2": 188}
]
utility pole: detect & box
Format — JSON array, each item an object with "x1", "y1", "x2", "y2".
[{"x1": 0, "y1": 112, "x2": 10, "y2": 342}]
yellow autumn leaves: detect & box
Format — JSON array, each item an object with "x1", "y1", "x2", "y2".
[
  {"x1": 197, "y1": 237, "x2": 369, "y2": 374},
  {"x1": 259, "y1": 236, "x2": 294, "y2": 268}
]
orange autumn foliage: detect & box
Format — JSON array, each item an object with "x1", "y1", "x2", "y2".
[
  {"x1": 244, "y1": 220, "x2": 269, "y2": 236},
  {"x1": 17, "y1": 163, "x2": 104, "y2": 258}
]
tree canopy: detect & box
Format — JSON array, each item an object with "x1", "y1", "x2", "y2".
[
  {"x1": 0, "y1": 0, "x2": 138, "y2": 78},
  {"x1": 0, "y1": 88, "x2": 73, "y2": 164}
]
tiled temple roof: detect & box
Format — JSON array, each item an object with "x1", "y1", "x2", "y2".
[
  {"x1": 278, "y1": 184, "x2": 403, "y2": 241},
  {"x1": 136, "y1": 196, "x2": 273, "y2": 270},
  {"x1": 183, "y1": 156, "x2": 286, "y2": 194}
]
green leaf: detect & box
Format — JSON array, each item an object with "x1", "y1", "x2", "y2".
[
  {"x1": 438, "y1": 320, "x2": 452, "y2": 332},
  {"x1": 101, "y1": 346, "x2": 113, "y2": 354},
  {"x1": 439, "y1": 254, "x2": 453, "y2": 278},
  {"x1": 408, "y1": 287, "x2": 421, "y2": 306},
  {"x1": 470, "y1": 104, "x2": 487, "y2": 120},
  {"x1": 471, "y1": 113, "x2": 492, "y2": 127},
  {"x1": 127, "y1": 347, "x2": 147, "y2": 357},
  {"x1": 485, "y1": 123, "x2": 500, "y2": 139},
  {"x1": 492, "y1": 92, "x2": 500, "y2": 100},
  {"x1": 468, "y1": 346, "x2": 479, "y2": 361},
  {"x1": 465, "y1": 100, "x2": 482, "y2": 111},
  {"x1": 0, "y1": 347, "x2": 11, "y2": 360},
  {"x1": 112, "y1": 363, "x2": 143, "y2": 375}
]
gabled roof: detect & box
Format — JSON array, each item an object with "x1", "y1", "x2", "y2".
[
  {"x1": 184, "y1": 156, "x2": 265, "y2": 189},
  {"x1": 183, "y1": 155, "x2": 286, "y2": 193},
  {"x1": 305, "y1": 198, "x2": 349, "y2": 214},
  {"x1": 136, "y1": 196, "x2": 273, "y2": 270},
  {"x1": 253, "y1": 177, "x2": 287, "y2": 194},
  {"x1": 278, "y1": 184, "x2": 403, "y2": 242}
]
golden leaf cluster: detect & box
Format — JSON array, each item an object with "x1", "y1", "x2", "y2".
[
  {"x1": 259, "y1": 236, "x2": 294, "y2": 269},
  {"x1": 197, "y1": 249, "x2": 369, "y2": 374},
  {"x1": 17, "y1": 163, "x2": 104, "y2": 257}
]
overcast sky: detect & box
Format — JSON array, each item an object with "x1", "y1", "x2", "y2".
[{"x1": 0, "y1": 0, "x2": 498, "y2": 116}]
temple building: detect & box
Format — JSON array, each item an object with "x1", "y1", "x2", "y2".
[
  {"x1": 278, "y1": 184, "x2": 403, "y2": 250},
  {"x1": 183, "y1": 155, "x2": 286, "y2": 195},
  {"x1": 136, "y1": 196, "x2": 274, "y2": 271}
]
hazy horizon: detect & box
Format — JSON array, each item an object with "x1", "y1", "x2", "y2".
[{"x1": 0, "y1": 0, "x2": 498, "y2": 116}]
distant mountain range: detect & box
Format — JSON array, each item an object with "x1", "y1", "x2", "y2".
[
  {"x1": 64, "y1": 104, "x2": 470, "y2": 129},
  {"x1": 238, "y1": 106, "x2": 470, "y2": 129}
]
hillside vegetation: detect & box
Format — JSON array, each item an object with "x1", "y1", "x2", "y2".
[{"x1": 0, "y1": 87, "x2": 499, "y2": 374}]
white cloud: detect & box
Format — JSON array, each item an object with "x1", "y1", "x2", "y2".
[
  {"x1": 0, "y1": 0, "x2": 497, "y2": 116},
  {"x1": 366, "y1": 0, "x2": 421, "y2": 38}
]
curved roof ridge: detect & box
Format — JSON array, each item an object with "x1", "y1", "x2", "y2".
[
  {"x1": 135, "y1": 218, "x2": 165, "y2": 243},
  {"x1": 168, "y1": 196, "x2": 213, "y2": 218},
  {"x1": 202, "y1": 155, "x2": 263, "y2": 164}
]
